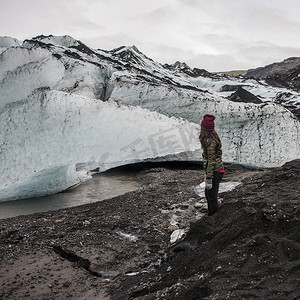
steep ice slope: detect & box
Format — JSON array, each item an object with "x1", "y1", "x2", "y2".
[
  {"x1": 0, "y1": 37, "x2": 202, "y2": 201},
  {"x1": 18, "y1": 35, "x2": 300, "y2": 115},
  {"x1": 0, "y1": 36, "x2": 20, "y2": 47},
  {"x1": 99, "y1": 44, "x2": 300, "y2": 166},
  {"x1": 0, "y1": 47, "x2": 65, "y2": 107},
  {"x1": 0, "y1": 90, "x2": 200, "y2": 201},
  {"x1": 0, "y1": 36, "x2": 21, "y2": 56},
  {"x1": 0, "y1": 46, "x2": 114, "y2": 108},
  {"x1": 108, "y1": 46, "x2": 300, "y2": 112},
  {"x1": 108, "y1": 79, "x2": 300, "y2": 167}
]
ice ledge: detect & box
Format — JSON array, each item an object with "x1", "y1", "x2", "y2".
[{"x1": 0, "y1": 90, "x2": 201, "y2": 201}]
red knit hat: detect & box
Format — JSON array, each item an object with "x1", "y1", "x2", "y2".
[{"x1": 201, "y1": 114, "x2": 215, "y2": 131}]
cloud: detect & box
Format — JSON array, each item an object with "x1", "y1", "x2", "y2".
[
  {"x1": 83, "y1": 32, "x2": 139, "y2": 50},
  {"x1": 184, "y1": 42, "x2": 300, "y2": 72},
  {"x1": 238, "y1": 43, "x2": 300, "y2": 68},
  {"x1": 150, "y1": 44, "x2": 195, "y2": 64},
  {"x1": 1, "y1": 0, "x2": 300, "y2": 71},
  {"x1": 185, "y1": 54, "x2": 248, "y2": 72}
]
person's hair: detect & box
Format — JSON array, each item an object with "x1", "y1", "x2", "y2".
[{"x1": 199, "y1": 129, "x2": 222, "y2": 149}]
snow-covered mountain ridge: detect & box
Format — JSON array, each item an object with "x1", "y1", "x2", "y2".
[{"x1": 0, "y1": 34, "x2": 300, "y2": 201}]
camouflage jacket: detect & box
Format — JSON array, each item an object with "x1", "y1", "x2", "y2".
[{"x1": 202, "y1": 141, "x2": 224, "y2": 179}]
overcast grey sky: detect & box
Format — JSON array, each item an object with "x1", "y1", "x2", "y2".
[{"x1": 1, "y1": 0, "x2": 300, "y2": 71}]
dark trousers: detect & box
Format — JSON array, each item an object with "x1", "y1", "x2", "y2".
[{"x1": 205, "y1": 172, "x2": 223, "y2": 216}]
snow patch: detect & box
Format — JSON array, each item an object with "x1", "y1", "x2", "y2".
[
  {"x1": 170, "y1": 229, "x2": 185, "y2": 244},
  {"x1": 195, "y1": 181, "x2": 241, "y2": 198},
  {"x1": 115, "y1": 230, "x2": 138, "y2": 242}
]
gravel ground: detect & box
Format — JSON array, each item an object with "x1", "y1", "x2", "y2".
[{"x1": 0, "y1": 161, "x2": 299, "y2": 300}]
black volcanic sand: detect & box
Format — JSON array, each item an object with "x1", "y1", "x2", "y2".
[{"x1": 0, "y1": 161, "x2": 299, "y2": 300}]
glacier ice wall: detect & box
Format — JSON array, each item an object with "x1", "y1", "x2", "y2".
[
  {"x1": 108, "y1": 79, "x2": 300, "y2": 167},
  {"x1": 1, "y1": 35, "x2": 300, "y2": 201},
  {"x1": 0, "y1": 47, "x2": 65, "y2": 108},
  {"x1": 0, "y1": 46, "x2": 112, "y2": 108},
  {"x1": 0, "y1": 90, "x2": 200, "y2": 201}
]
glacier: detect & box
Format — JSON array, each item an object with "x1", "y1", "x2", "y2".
[
  {"x1": 0, "y1": 36, "x2": 20, "y2": 49},
  {"x1": 1, "y1": 34, "x2": 300, "y2": 201},
  {"x1": 109, "y1": 80, "x2": 300, "y2": 166},
  {"x1": 0, "y1": 89, "x2": 200, "y2": 201}
]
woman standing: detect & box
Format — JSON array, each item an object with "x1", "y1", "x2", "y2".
[{"x1": 199, "y1": 114, "x2": 225, "y2": 216}]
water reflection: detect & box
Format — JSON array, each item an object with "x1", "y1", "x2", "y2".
[{"x1": 0, "y1": 168, "x2": 141, "y2": 219}]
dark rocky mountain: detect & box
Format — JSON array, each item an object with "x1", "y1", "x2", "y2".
[
  {"x1": 244, "y1": 57, "x2": 300, "y2": 91},
  {"x1": 223, "y1": 85, "x2": 263, "y2": 104}
]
